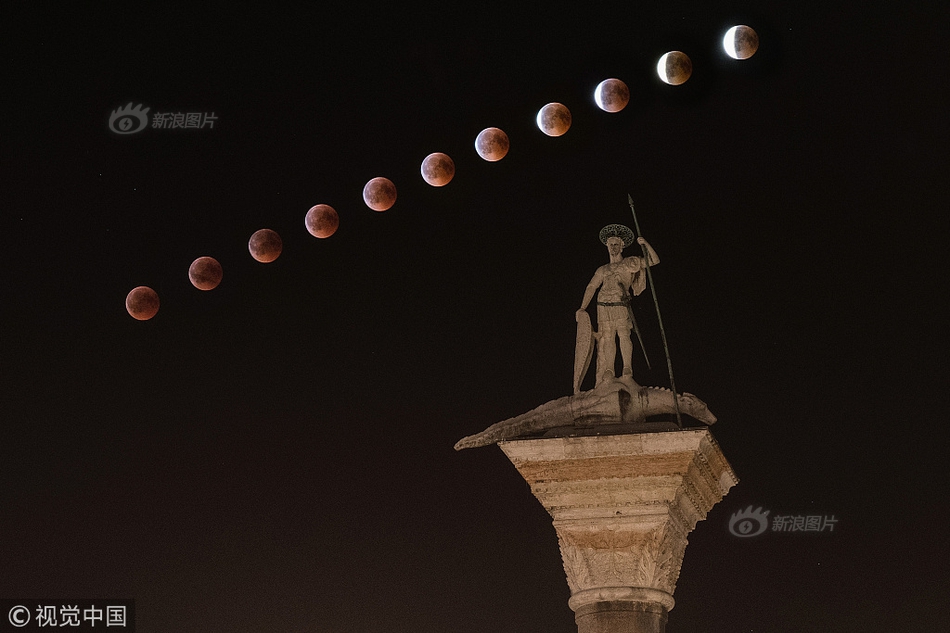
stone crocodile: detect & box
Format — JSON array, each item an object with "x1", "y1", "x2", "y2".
[{"x1": 454, "y1": 377, "x2": 715, "y2": 450}]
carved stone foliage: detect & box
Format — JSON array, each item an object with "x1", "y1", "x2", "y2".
[{"x1": 556, "y1": 522, "x2": 689, "y2": 595}]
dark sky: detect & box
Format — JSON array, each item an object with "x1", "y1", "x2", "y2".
[{"x1": 2, "y1": 2, "x2": 947, "y2": 631}]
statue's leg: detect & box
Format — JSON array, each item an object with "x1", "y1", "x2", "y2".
[
  {"x1": 618, "y1": 327, "x2": 634, "y2": 376},
  {"x1": 598, "y1": 327, "x2": 617, "y2": 383}
]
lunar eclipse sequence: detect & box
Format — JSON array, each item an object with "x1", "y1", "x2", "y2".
[{"x1": 125, "y1": 25, "x2": 760, "y2": 321}]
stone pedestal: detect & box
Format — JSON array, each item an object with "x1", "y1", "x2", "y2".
[{"x1": 500, "y1": 429, "x2": 737, "y2": 633}]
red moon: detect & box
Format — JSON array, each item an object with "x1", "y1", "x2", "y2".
[
  {"x1": 305, "y1": 204, "x2": 339, "y2": 238},
  {"x1": 363, "y1": 177, "x2": 397, "y2": 212},
  {"x1": 475, "y1": 127, "x2": 509, "y2": 162},
  {"x1": 536, "y1": 102, "x2": 572, "y2": 137},
  {"x1": 189, "y1": 256, "x2": 223, "y2": 290},
  {"x1": 657, "y1": 51, "x2": 692, "y2": 85},
  {"x1": 248, "y1": 229, "x2": 282, "y2": 263},
  {"x1": 421, "y1": 152, "x2": 455, "y2": 186},
  {"x1": 126, "y1": 286, "x2": 159, "y2": 320},
  {"x1": 594, "y1": 78, "x2": 630, "y2": 113}
]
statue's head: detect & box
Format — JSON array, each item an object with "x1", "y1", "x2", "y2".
[{"x1": 599, "y1": 224, "x2": 634, "y2": 257}]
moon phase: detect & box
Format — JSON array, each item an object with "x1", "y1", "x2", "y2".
[
  {"x1": 126, "y1": 286, "x2": 159, "y2": 320},
  {"x1": 536, "y1": 102, "x2": 572, "y2": 136},
  {"x1": 656, "y1": 51, "x2": 692, "y2": 85},
  {"x1": 189, "y1": 256, "x2": 223, "y2": 290},
  {"x1": 305, "y1": 204, "x2": 339, "y2": 238},
  {"x1": 421, "y1": 152, "x2": 455, "y2": 186},
  {"x1": 248, "y1": 229, "x2": 282, "y2": 263},
  {"x1": 475, "y1": 127, "x2": 509, "y2": 161},
  {"x1": 362, "y1": 177, "x2": 397, "y2": 212},
  {"x1": 723, "y1": 25, "x2": 759, "y2": 60},
  {"x1": 594, "y1": 78, "x2": 630, "y2": 113}
]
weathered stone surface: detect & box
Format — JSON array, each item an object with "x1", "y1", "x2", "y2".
[{"x1": 500, "y1": 429, "x2": 736, "y2": 631}]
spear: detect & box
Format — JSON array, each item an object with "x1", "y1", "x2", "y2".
[{"x1": 627, "y1": 194, "x2": 682, "y2": 428}]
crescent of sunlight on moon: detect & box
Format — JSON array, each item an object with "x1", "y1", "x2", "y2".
[
  {"x1": 362, "y1": 177, "x2": 397, "y2": 212},
  {"x1": 475, "y1": 127, "x2": 509, "y2": 161},
  {"x1": 536, "y1": 102, "x2": 572, "y2": 137},
  {"x1": 657, "y1": 51, "x2": 692, "y2": 85},
  {"x1": 305, "y1": 204, "x2": 340, "y2": 238},
  {"x1": 248, "y1": 229, "x2": 283, "y2": 263},
  {"x1": 126, "y1": 286, "x2": 160, "y2": 320},
  {"x1": 723, "y1": 25, "x2": 759, "y2": 60},
  {"x1": 189, "y1": 256, "x2": 223, "y2": 291},
  {"x1": 594, "y1": 78, "x2": 630, "y2": 113},
  {"x1": 421, "y1": 152, "x2": 456, "y2": 187}
]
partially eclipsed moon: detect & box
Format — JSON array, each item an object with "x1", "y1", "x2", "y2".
[
  {"x1": 421, "y1": 152, "x2": 455, "y2": 186},
  {"x1": 475, "y1": 127, "x2": 509, "y2": 161},
  {"x1": 594, "y1": 78, "x2": 630, "y2": 113},
  {"x1": 723, "y1": 25, "x2": 759, "y2": 60},
  {"x1": 362, "y1": 177, "x2": 397, "y2": 212},
  {"x1": 657, "y1": 51, "x2": 692, "y2": 85},
  {"x1": 305, "y1": 204, "x2": 339, "y2": 238},
  {"x1": 248, "y1": 229, "x2": 282, "y2": 263},
  {"x1": 536, "y1": 102, "x2": 572, "y2": 136},
  {"x1": 126, "y1": 286, "x2": 159, "y2": 320},
  {"x1": 189, "y1": 256, "x2": 223, "y2": 290}
]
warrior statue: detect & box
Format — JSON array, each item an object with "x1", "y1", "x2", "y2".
[
  {"x1": 454, "y1": 221, "x2": 715, "y2": 451},
  {"x1": 575, "y1": 224, "x2": 659, "y2": 393}
]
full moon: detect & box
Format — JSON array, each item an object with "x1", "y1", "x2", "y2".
[
  {"x1": 421, "y1": 152, "x2": 455, "y2": 187},
  {"x1": 656, "y1": 51, "x2": 692, "y2": 85},
  {"x1": 536, "y1": 102, "x2": 572, "y2": 136},
  {"x1": 126, "y1": 286, "x2": 159, "y2": 320},
  {"x1": 362, "y1": 177, "x2": 397, "y2": 212},
  {"x1": 189, "y1": 256, "x2": 223, "y2": 291},
  {"x1": 248, "y1": 229, "x2": 282, "y2": 263},
  {"x1": 594, "y1": 78, "x2": 630, "y2": 113},
  {"x1": 475, "y1": 127, "x2": 509, "y2": 161},
  {"x1": 723, "y1": 25, "x2": 759, "y2": 60},
  {"x1": 305, "y1": 204, "x2": 339, "y2": 238}
]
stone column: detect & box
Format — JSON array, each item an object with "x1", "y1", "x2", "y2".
[{"x1": 500, "y1": 429, "x2": 737, "y2": 633}]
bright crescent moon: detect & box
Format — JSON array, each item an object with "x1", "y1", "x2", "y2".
[
  {"x1": 656, "y1": 53, "x2": 670, "y2": 82},
  {"x1": 594, "y1": 81, "x2": 605, "y2": 110}
]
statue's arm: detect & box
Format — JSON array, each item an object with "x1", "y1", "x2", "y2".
[
  {"x1": 637, "y1": 237, "x2": 659, "y2": 267},
  {"x1": 578, "y1": 268, "x2": 603, "y2": 319}
]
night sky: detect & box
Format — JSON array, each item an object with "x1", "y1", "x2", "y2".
[{"x1": 2, "y1": 2, "x2": 947, "y2": 631}]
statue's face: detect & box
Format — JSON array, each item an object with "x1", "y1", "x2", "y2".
[{"x1": 606, "y1": 236, "x2": 624, "y2": 256}]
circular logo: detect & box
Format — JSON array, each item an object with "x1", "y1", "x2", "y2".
[
  {"x1": 108, "y1": 102, "x2": 150, "y2": 134},
  {"x1": 728, "y1": 505, "x2": 770, "y2": 537},
  {"x1": 8, "y1": 605, "x2": 30, "y2": 627}
]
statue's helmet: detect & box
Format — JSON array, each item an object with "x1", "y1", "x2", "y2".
[{"x1": 599, "y1": 224, "x2": 635, "y2": 247}]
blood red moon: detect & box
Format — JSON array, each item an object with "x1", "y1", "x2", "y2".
[
  {"x1": 475, "y1": 127, "x2": 509, "y2": 162},
  {"x1": 362, "y1": 177, "x2": 397, "y2": 212},
  {"x1": 305, "y1": 204, "x2": 339, "y2": 238},
  {"x1": 189, "y1": 256, "x2": 223, "y2": 290},
  {"x1": 536, "y1": 102, "x2": 572, "y2": 137},
  {"x1": 594, "y1": 78, "x2": 630, "y2": 113},
  {"x1": 126, "y1": 286, "x2": 160, "y2": 320},
  {"x1": 657, "y1": 51, "x2": 692, "y2": 85},
  {"x1": 248, "y1": 229, "x2": 282, "y2": 262},
  {"x1": 421, "y1": 152, "x2": 455, "y2": 187}
]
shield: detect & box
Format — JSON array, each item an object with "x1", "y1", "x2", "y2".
[{"x1": 573, "y1": 311, "x2": 595, "y2": 394}]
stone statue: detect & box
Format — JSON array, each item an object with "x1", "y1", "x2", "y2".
[
  {"x1": 454, "y1": 222, "x2": 717, "y2": 451},
  {"x1": 575, "y1": 224, "x2": 659, "y2": 392},
  {"x1": 454, "y1": 376, "x2": 715, "y2": 450}
]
